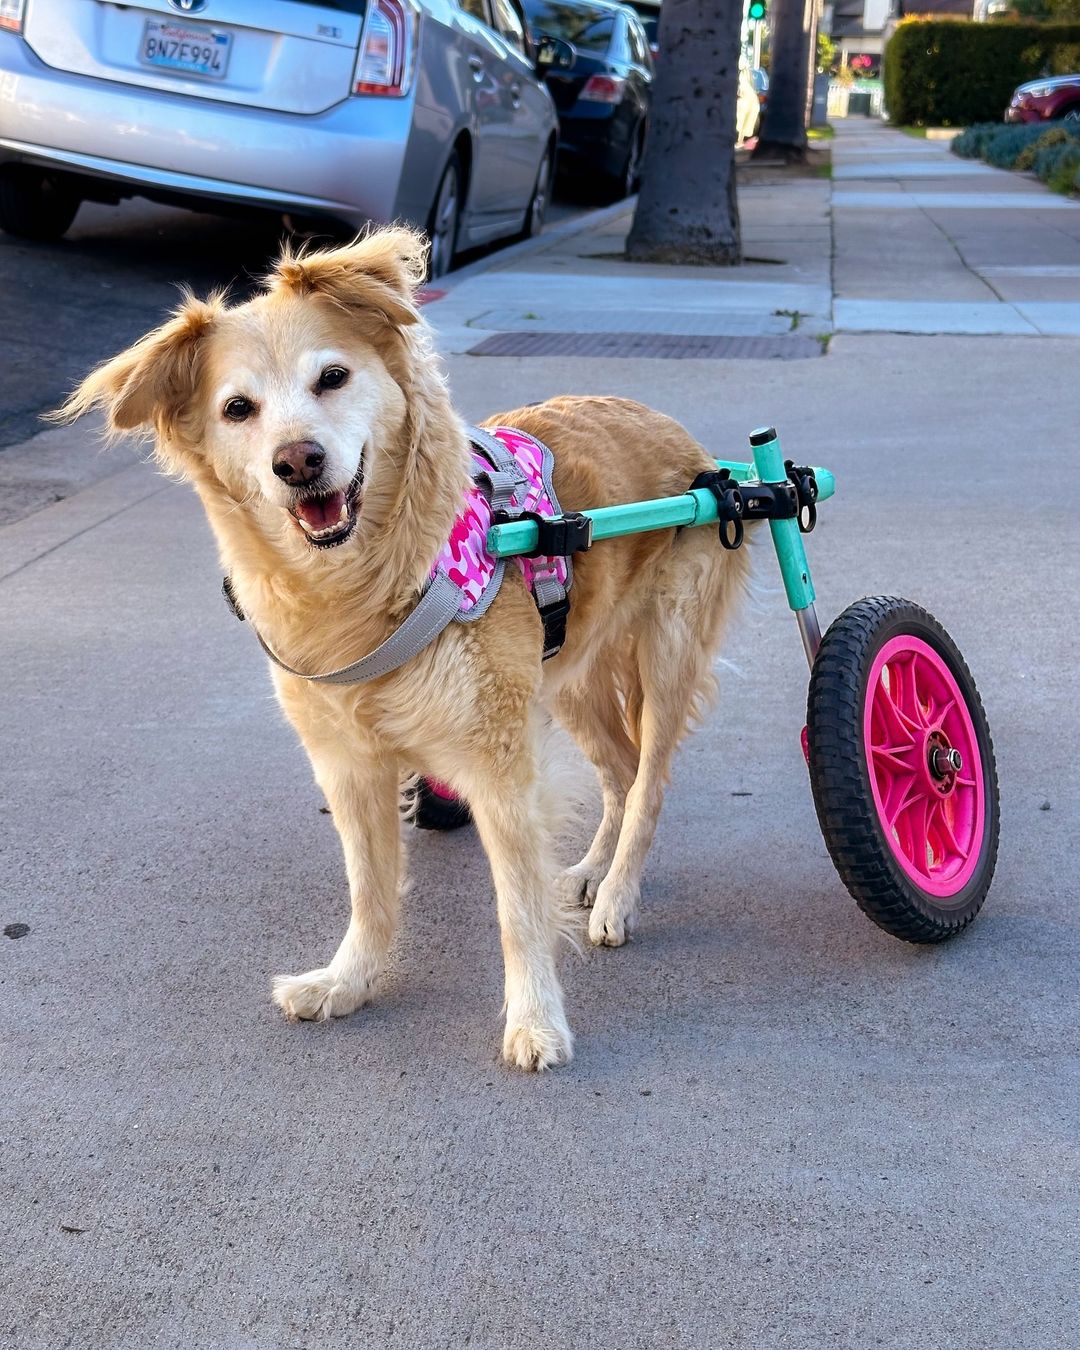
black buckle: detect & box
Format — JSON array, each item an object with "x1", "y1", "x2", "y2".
[
  {"x1": 785, "y1": 461, "x2": 818, "y2": 533},
  {"x1": 539, "y1": 597, "x2": 570, "y2": 660},
  {"x1": 222, "y1": 575, "x2": 245, "y2": 622},
  {"x1": 491, "y1": 509, "x2": 593, "y2": 559},
  {"x1": 690, "y1": 469, "x2": 745, "y2": 550}
]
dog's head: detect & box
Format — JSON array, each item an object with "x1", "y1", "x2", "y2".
[{"x1": 56, "y1": 228, "x2": 429, "y2": 553}]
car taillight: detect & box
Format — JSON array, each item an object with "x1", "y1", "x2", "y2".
[
  {"x1": 0, "y1": 0, "x2": 25, "y2": 34},
  {"x1": 579, "y1": 75, "x2": 625, "y2": 104},
  {"x1": 354, "y1": 0, "x2": 419, "y2": 97}
]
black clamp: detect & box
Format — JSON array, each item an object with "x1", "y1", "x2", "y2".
[
  {"x1": 785, "y1": 461, "x2": 818, "y2": 533},
  {"x1": 491, "y1": 509, "x2": 594, "y2": 559},
  {"x1": 690, "y1": 464, "x2": 820, "y2": 551},
  {"x1": 690, "y1": 469, "x2": 746, "y2": 550}
]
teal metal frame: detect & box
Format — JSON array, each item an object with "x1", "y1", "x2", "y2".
[{"x1": 486, "y1": 427, "x2": 832, "y2": 667}]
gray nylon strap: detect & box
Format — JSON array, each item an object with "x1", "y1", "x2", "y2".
[
  {"x1": 252, "y1": 571, "x2": 462, "y2": 685},
  {"x1": 475, "y1": 467, "x2": 522, "y2": 513},
  {"x1": 466, "y1": 424, "x2": 523, "y2": 478}
]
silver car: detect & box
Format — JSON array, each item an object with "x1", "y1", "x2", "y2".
[{"x1": 0, "y1": 0, "x2": 560, "y2": 274}]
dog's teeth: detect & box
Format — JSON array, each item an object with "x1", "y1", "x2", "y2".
[{"x1": 337, "y1": 501, "x2": 349, "y2": 524}]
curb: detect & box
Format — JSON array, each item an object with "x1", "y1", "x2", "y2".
[{"x1": 439, "y1": 196, "x2": 637, "y2": 291}]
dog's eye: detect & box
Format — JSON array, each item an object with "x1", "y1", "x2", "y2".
[
  {"x1": 317, "y1": 366, "x2": 349, "y2": 393},
  {"x1": 223, "y1": 396, "x2": 256, "y2": 422}
]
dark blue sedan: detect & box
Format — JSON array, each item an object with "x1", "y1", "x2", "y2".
[{"x1": 523, "y1": 0, "x2": 654, "y2": 200}]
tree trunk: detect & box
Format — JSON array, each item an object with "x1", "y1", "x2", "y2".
[
  {"x1": 752, "y1": 0, "x2": 815, "y2": 161},
  {"x1": 626, "y1": 0, "x2": 742, "y2": 266}
]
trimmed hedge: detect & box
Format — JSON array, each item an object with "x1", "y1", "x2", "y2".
[
  {"x1": 950, "y1": 120, "x2": 1080, "y2": 191},
  {"x1": 884, "y1": 20, "x2": 1080, "y2": 126}
]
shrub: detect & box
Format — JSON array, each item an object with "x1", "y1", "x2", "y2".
[
  {"x1": 951, "y1": 123, "x2": 1003, "y2": 157},
  {"x1": 948, "y1": 119, "x2": 1080, "y2": 191},
  {"x1": 1034, "y1": 138, "x2": 1080, "y2": 187},
  {"x1": 884, "y1": 19, "x2": 1080, "y2": 126},
  {"x1": 1015, "y1": 124, "x2": 1075, "y2": 167}
]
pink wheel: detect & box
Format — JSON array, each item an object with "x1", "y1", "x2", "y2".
[
  {"x1": 807, "y1": 598, "x2": 999, "y2": 942},
  {"x1": 411, "y1": 777, "x2": 472, "y2": 832}
]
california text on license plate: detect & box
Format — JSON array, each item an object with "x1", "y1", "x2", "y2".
[{"x1": 140, "y1": 19, "x2": 231, "y2": 80}]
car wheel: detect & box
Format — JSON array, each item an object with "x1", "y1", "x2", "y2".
[
  {"x1": 0, "y1": 167, "x2": 81, "y2": 242},
  {"x1": 427, "y1": 153, "x2": 462, "y2": 280},
  {"x1": 624, "y1": 122, "x2": 645, "y2": 194},
  {"x1": 1061, "y1": 104, "x2": 1080, "y2": 123},
  {"x1": 521, "y1": 147, "x2": 554, "y2": 239},
  {"x1": 600, "y1": 121, "x2": 644, "y2": 204}
]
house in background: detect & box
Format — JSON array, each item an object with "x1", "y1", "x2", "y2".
[{"x1": 828, "y1": 0, "x2": 976, "y2": 77}]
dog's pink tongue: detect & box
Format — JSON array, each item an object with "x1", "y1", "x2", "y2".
[{"x1": 294, "y1": 492, "x2": 345, "y2": 531}]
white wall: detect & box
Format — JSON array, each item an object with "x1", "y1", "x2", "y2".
[{"x1": 863, "y1": 0, "x2": 890, "y2": 31}]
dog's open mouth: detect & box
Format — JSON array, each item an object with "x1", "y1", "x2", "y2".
[{"x1": 289, "y1": 462, "x2": 364, "y2": 549}]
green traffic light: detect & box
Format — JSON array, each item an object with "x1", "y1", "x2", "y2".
[{"x1": 748, "y1": 0, "x2": 766, "y2": 17}]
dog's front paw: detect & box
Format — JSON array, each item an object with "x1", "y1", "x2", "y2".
[
  {"x1": 588, "y1": 878, "x2": 639, "y2": 948},
  {"x1": 272, "y1": 966, "x2": 372, "y2": 1022},
  {"x1": 503, "y1": 1007, "x2": 574, "y2": 1072}
]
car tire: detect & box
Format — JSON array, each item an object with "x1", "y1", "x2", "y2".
[
  {"x1": 1060, "y1": 103, "x2": 1080, "y2": 123},
  {"x1": 0, "y1": 167, "x2": 81, "y2": 242},
  {"x1": 520, "y1": 146, "x2": 554, "y2": 240},
  {"x1": 600, "y1": 120, "x2": 644, "y2": 204},
  {"x1": 427, "y1": 152, "x2": 463, "y2": 281}
]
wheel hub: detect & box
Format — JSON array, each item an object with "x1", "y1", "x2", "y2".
[{"x1": 926, "y1": 731, "x2": 962, "y2": 793}]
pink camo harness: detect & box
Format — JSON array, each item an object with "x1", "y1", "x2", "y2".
[{"x1": 431, "y1": 426, "x2": 570, "y2": 619}]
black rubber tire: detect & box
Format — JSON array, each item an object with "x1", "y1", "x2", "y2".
[
  {"x1": 807, "y1": 596, "x2": 999, "y2": 943},
  {"x1": 426, "y1": 152, "x2": 462, "y2": 281},
  {"x1": 412, "y1": 778, "x2": 472, "y2": 831},
  {"x1": 0, "y1": 167, "x2": 81, "y2": 242},
  {"x1": 597, "y1": 120, "x2": 644, "y2": 204},
  {"x1": 520, "y1": 146, "x2": 554, "y2": 240}
]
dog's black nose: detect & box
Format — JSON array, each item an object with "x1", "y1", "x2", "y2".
[{"x1": 273, "y1": 441, "x2": 326, "y2": 486}]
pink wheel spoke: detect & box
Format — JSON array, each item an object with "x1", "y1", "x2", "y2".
[
  {"x1": 871, "y1": 741, "x2": 917, "y2": 776},
  {"x1": 876, "y1": 676, "x2": 919, "y2": 744},
  {"x1": 888, "y1": 657, "x2": 923, "y2": 732},
  {"x1": 931, "y1": 799, "x2": 971, "y2": 864},
  {"x1": 930, "y1": 696, "x2": 956, "y2": 732},
  {"x1": 887, "y1": 778, "x2": 926, "y2": 835}
]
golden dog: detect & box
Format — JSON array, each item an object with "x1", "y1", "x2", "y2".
[{"x1": 59, "y1": 228, "x2": 749, "y2": 1070}]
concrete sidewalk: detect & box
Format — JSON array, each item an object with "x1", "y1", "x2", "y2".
[{"x1": 832, "y1": 121, "x2": 1080, "y2": 334}]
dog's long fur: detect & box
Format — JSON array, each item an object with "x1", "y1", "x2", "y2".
[{"x1": 58, "y1": 228, "x2": 750, "y2": 1069}]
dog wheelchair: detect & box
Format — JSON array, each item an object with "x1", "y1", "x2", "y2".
[{"x1": 413, "y1": 426, "x2": 999, "y2": 944}]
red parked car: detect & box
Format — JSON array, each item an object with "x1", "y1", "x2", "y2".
[{"x1": 1005, "y1": 75, "x2": 1080, "y2": 124}]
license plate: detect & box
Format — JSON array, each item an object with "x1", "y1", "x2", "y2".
[{"x1": 140, "y1": 19, "x2": 231, "y2": 81}]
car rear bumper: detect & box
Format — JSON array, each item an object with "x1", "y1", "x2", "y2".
[
  {"x1": 555, "y1": 109, "x2": 627, "y2": 178},
  {"x1": 0, "y1": 32, "x2": 417, "y2": 227}
]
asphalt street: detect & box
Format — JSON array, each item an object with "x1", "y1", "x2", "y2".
[
  {"x1": 2, "y1": 136, "x2": 1078, "y2": 1349},
  {"x1": 0, "y1": 194, "x2": 583, "y2": 449}
]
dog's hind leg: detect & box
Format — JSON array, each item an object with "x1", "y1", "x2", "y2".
[
  {"x1": 553, "y1": 670, "x2": 639, "y2": 909},
  {"x1": 588, "y1": 544, "x2": 745, "y2": 947},
  {"x1": 459, "y1": 722, "x2": 573, "y2": 1071},
  {"x1": 273, "y1": 753, "x2": 401, "y2": 1022}
]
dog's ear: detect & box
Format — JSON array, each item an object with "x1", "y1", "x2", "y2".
[
  {"x1": 271, "y1": 227, "x2": 429, "y2": 330},
  {"x1": 53, "y1": 290, "x2": 219, "y2": 438}
]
